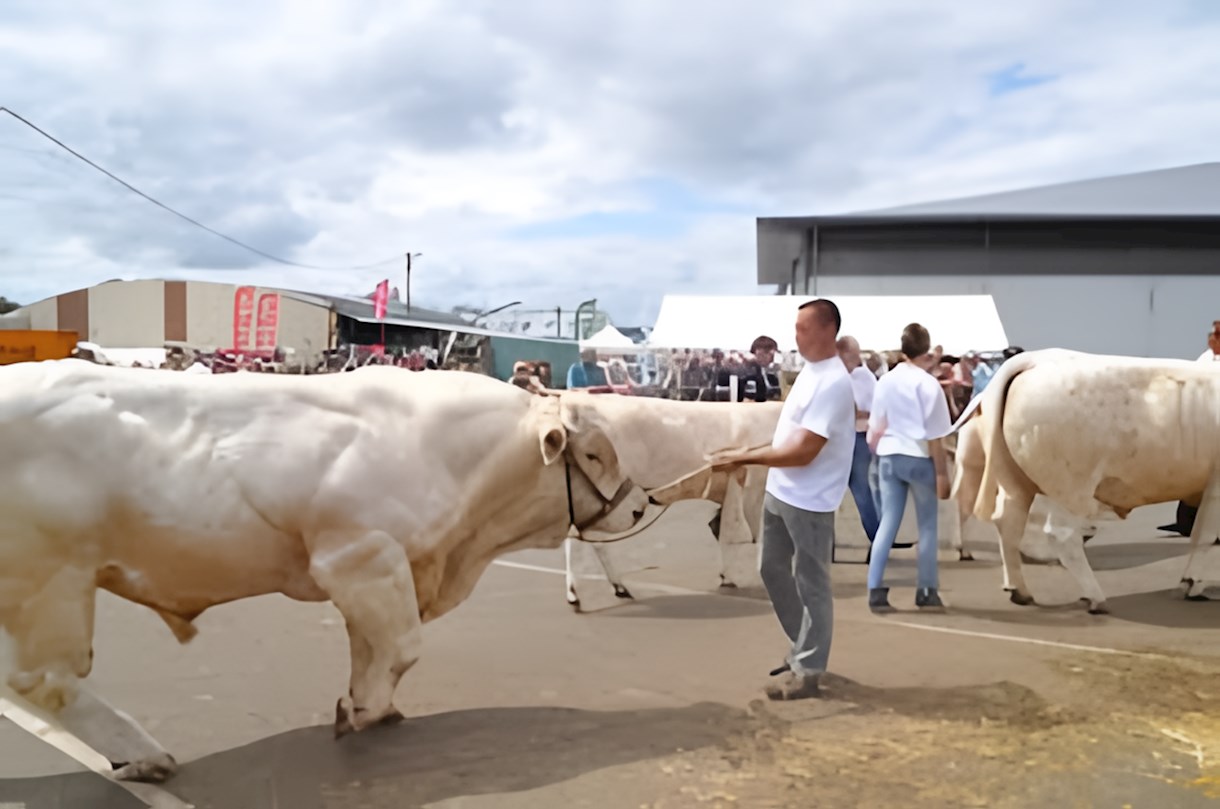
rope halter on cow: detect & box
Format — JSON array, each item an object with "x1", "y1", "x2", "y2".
[{"x1": 562, "y1": 455, "x2": 643, "y2": 536}]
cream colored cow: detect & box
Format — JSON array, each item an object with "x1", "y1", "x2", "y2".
[
  {"x1": 557, "y1": 393, "x2": 782, "y2": 610},
  {"x1": 972, "y1": 348, "x2": 1220, "y2": 607},
  {"x1": 0, "y1": 360, "x2": 662, "y2": 783},
  {"x1": 951, "y1": 410, "x2": 1110, "y2": 611}
]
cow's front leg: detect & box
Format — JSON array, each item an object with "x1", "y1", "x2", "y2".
[
  {"x1": 591, "y1": 544, "x2": 634, "y2": 600},
  {"x1": 993, "y1": 491, "x2": 1035, "y2": 606},
  {"x1": 307, "y1": 530, "x2": 422, "y2": 737},
  {"x1": 563, "y1": 537, "x2": 582, "y2": 611}
]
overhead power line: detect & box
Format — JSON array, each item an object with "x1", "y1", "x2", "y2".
[{"x1": 0, "y1": 107, "x2": 404, "y2": 271}]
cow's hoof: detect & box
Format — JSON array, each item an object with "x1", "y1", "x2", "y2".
[
  {"x1": 335, "y1": 696, "x2": 357, "y2": 738},
  {"x1": 1081, "y1": 598, "x2": 1109, "y2": 615},
  {"x1": 1181, "y1": 578, "x2": 1212, "y2": 601},
  {"x1": 1008, "y1": 589, "x2": 1036, "y2": 607},
  {"x1": 612, "y1": 584, "x2": 634, "y2": 600},
  {"x1": 111, "y1": 753, "x2": 177, "y2": 783}
]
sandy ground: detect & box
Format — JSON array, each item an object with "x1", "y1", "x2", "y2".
[{"x1": 1, "y1": 501, "x2": 1218, "y2": 808}]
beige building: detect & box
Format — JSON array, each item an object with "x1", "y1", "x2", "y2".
[
  {"x1": 0, "y1": 278, "x2": 491, "y2": 367},
  {"x1": 5, "y1": 279, "x2": 334, "y2": 362}
]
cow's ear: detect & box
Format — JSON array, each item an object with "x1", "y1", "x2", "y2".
[{"x1": 540, "y1": 421, "x2": 567, "y2": 466}]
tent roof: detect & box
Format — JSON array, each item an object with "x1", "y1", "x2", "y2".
[
  {"x1": 580, "y1": 324, "x2": 637, "y2": 350},
  {"x1": 647, "y1": 294, "x2": 1008, "y2": 355}
]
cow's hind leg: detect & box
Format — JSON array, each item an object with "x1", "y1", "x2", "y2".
[
  {"x1": 58, "y1": 686, "x2": 177, "y2": 782},
  {"x1": 1181, "y1": 467, "x2": 1220, "y2": 600},
  {"x1": 1052, "y1": 529, "x2": 1108, "y2": 614},
  {"x1": 994, "y1": 491, "x2": 1036, "y2": 606},
  {"x1": 307, "y1": 530, "x2": 422, "y2": 737},
  {"x1": 4, "y1": 564, "x2": 176, "y2": 782}
]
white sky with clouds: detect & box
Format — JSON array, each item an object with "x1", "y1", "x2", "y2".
[{"x1": 2, "y1": 0, "x2": 1219, "y2": 327}]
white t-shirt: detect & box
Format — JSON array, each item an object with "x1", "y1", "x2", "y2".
[
  {"x1": 1198, "y1": 350, "x2": 1219, "y2": 363},
  {"x1": 868, "y1": 362, "x2": 953, "y2": 459},
  {"x1": 847, "y1": 364, "x2": 876, "y2": 433},
  {"x1": 765, "y1": 357, "x2": 856, "y2": 513}
]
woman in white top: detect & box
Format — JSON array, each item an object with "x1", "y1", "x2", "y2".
[{"x1": 865, "y1": 323, "x2": 953, "y2": 612}]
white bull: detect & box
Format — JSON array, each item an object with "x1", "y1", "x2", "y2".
[
  {"x1": 0, "y1": 360, "x2": 663, "y2": 783},
  {"x1": 972, "y1": 348, "x2": 1220, "y2": 607},
  {"x1": 557, "y1": 393, "x2": 783, "y2": 610}
]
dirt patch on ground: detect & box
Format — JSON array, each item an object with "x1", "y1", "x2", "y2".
[{"x1": 641, "y1": 651, "x2": 1220, "y2": 808}]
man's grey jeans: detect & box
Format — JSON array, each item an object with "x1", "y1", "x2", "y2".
[{"x1": 759, "y1": 493, "x2": 835, "y2": 677}]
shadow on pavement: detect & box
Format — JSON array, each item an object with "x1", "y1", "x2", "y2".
[
  {"x1": 1, "y1": 701, "x2": 751, "y2": 809},
  {"x1": 1084, "y1": 539, "x2": 1193, "y2": 571},
  {"x1": 1103, "y1": 588, "x2": 1220, "y2": 629},
  {"x1": 587, "y1": 592, "x2": 776, "y2": 620}
]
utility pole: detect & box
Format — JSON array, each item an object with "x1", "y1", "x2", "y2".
[
  {"x1": 556, "y1": 306, "x2": 561, "y2": 338},
  {"x1": 405, "y1": 252, "x2": 421, "y2": 313}
]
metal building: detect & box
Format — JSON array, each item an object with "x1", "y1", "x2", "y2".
[{"x1": 756, "y1": 163, "x2": 1220, "y2": 359}]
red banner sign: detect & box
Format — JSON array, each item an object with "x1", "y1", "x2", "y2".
[
  {"x1": 233, "y1": 286, "x2": 255, "y2": 351},
  {"x1": 255, "y1": 292, "x2": 280, "y2": 353}
]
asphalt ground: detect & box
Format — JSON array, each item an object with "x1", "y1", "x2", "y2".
[{"x1": 1, "y1": 500, "x2": 1217, "y2": 808}]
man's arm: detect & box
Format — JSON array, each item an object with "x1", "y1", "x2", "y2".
[{"x1": 712, "y1": 428, "x2": 828, "y2": 471}]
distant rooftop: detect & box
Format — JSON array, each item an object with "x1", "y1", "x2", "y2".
[{"x1": 274, "y1": 287, "x2": 468, "y2": 328}]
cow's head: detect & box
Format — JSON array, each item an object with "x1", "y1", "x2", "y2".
[{"x1": 534, "y1": 395, "x2": 666, "y2": 541}]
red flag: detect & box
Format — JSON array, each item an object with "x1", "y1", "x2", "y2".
[
  {"x1": 254, "y1": 293, "x2": 280, "y2": 353},
  {"x1": 373, "y1": 279, "x2": 390, "y2": 320},
  {"x1": 232, "y1": 286, "x2": 255, "y2": 351}
]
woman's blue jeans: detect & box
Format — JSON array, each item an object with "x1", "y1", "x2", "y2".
[{"x1": 867, "y1": 453, "x2": 939, "y2": 591}]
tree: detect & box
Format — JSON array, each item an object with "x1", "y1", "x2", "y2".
[{"x1": 0, "y1": 297, "x2": 19, "y2": 315}]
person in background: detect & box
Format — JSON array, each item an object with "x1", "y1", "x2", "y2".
[
  {"x1": 865, "y1": 322, "x2": 953, "y2": 613},
  {"x1": 962, "y1": 350, "x2": 995, "y2": 397},
  {"x1": 1197, "y1": 321, "x2": 1220, "y2": 362},
  {"x1": 711, "y1": 299, "x2": 855, "y2": 701},
  {"x1": 729, "y1": 335, "x2": 779, "y2": 402},
  {"x1": 836, "y1": 335, "x2": 881, "y2": 544},
  {"x1": 1160, "y1": 322, "x2": 1220, "y2": 535},
  {"x1": 566, "y1": 348, "x2": 608, "y2": 389}
]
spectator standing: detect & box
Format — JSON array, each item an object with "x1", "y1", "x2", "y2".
[
  {"x1": 728, "y1": 335, "x2": 779, "y2": 402},
  {"x1": 836, "y1": 335, "x2": 881, "y2": 543},
  {"x1": 865, "y1": 322, "x2": 953, "y2": 613},
  {"x1": 566, "y1": 348, "x2": 608, "y2": 389},
  {"x1": 711, "y1": 299, "x2": 855, "y2": 700}
]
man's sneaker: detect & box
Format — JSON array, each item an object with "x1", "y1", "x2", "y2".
[
  {"x1": 868, "y1": 587, "x2": 894, "y2": 613},
  {"x1": 764, "y1": 671, "x2": 821, "y2": 701},
  {"x1": 916, "y1": 588, "x2": 946, "y2": 610}
]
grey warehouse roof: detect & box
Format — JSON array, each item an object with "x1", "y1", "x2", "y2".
[{"x1": 760, "y1": 162, "x2": 1220, "y2": 228}]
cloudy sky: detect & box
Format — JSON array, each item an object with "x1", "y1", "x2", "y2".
[{"x1": 3, "y1": 0, "x2": 1218, "y2": 328}]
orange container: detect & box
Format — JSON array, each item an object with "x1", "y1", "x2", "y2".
[{"x1": 0, "y1": 330, "x2": 80, "y2": 365}]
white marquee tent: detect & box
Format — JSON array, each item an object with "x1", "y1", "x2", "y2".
[
  {"x1": 647, "y1": 294, "x2": 1009, "y2": 356},
  {"x1": 580, "y1": 324, "x2": 638, "y2": 352}
]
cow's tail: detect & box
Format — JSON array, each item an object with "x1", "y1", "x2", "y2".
[{"x1": 972, "y1": 352, "x2": 1044, "y2": 523}]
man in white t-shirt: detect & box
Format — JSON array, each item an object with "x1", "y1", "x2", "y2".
[
  {"x1": 836, "y1": 335, "x2": 880, "y2": 543},
  {"x1": 711, "y1": 299, "x2": 855, "y2": 701}
]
